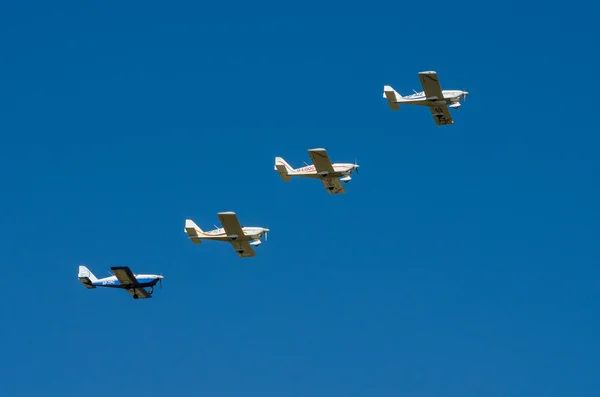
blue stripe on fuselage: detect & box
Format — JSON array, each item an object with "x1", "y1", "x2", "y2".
[{"x1": 92, "y1": 277, "x2": 159, "y2": 288}]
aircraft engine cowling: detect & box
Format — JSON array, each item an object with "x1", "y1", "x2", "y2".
[
  {"x1": 340, "y1": 175, "x2": 352, "y2": 183},
  {"x1": 250, "y1": 239, "x2": 262, "y2": 247},
  {"x1": 449, "y1": 102, "x2": 461, "y2": 109}
]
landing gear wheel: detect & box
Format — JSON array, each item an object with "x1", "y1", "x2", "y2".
[{"x1": 133, "y1": 294, "x2": 138, "y2": 299}]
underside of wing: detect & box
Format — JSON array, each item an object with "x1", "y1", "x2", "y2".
[
  {"x1": 218, "y1": 212, "x2": 245, "y2": 239},
  {"x1": 321, "y1": 177, "x2": 346, "y2": 195},
  {"x1": 126, "y1": 287, "x2": 152, "y2": 299},
  {"x1": 111, "y1": 266, "x2": 140, "y2": 287},
  {"x1": 419, "y1": 71, "x2": 444, "y2": 101},
  {"x1": 308, "y1": 148, "x2": 335, "y2": 175},
  {"x1": 230, "y1": 240, "x2": 256, "y2": 258},
  {"x1": 428, "y1": 105, "x2": 454, "y2": 126}
]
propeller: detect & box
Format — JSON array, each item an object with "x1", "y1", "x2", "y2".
[
  {"x1": 462, "y1": 90, "x2": 469, "y2": 102},
  {"x1": 354, "y1": 156, "x2": 359, "y2": 175}
]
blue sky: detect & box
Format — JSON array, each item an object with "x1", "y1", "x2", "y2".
[{"x1": 1, "y1": 1, "x2": 599, "y2": 396}]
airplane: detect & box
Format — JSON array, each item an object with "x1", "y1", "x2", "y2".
[
  {"x1": 383, "y1": 70, "x2": 468, "y2": 126},
  {"x1": 274, "y1": 148, "x2": 359, "y2": 195},
  {"x1": 77, "y1": 265, "x2": 163, "y2": 299},
  {"x1": 184, "y1": 211, "x2": 269, "y2": 258}
]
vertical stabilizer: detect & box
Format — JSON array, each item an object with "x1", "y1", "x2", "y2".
[
  {"x1": 274, "y1": 157, "x2": 295, "y2": 181},
  {"x1": 78, "y1": 265, "x2": 97, "y2": 288},
  {"x1": 185, "y1": 219, "x2": 204, "y2": 244},
  {"x1": 383, "y1": 85, "x2": 402, "y2": 110}
]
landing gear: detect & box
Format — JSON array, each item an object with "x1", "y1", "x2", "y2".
[
  {"x1": 149, "y1": 287, "x2": 154, "y2": 295},
  {"x1": 133, "y1": 294, "x2": 139, "y2": 299}
]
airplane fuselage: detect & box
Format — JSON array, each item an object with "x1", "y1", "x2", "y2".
[
  {"x1": 200, "y1": 226, "x2": 267, "y2": 241},
  {"x1": 292, "y1": 163, "x2": 356, "y2": 178},
  {"x1": 399, "y1": 90, "x2": 465, "y2": 106},
  {"x1": 92, "y1": 274, "x2": 162, "y2": 288}
]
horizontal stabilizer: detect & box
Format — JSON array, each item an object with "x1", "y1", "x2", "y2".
[
  {"x1": 275, "y1": 164, "x2": 292, "y2": 181},
  {"x1": 78, "y1": 277, "x2": 96, "y2": 288}
]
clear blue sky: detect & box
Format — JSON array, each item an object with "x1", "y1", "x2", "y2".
[{"x1": 1, "y1": 1, "x2": 598, "y2": 396}]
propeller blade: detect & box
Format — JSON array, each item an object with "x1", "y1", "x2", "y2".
[{"x1": 160, "y1": 278, "x2": 163, "y2": 289}]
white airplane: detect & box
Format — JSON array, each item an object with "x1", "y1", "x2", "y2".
[
  {"x1": 274, "y1": 148, "x2": 359, "y2": 195},
  {"x1": 383, "y1": 70, "x2": 468, "y2": 126},
  {"x1": 184, "y1": 211, "x2": 269, "y2": 258},
  {"x1": 77, "y1": 265, "x2": 163, "y2": 299}
]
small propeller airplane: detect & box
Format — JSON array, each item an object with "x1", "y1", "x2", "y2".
[
  {"x1": 184, "y1": 211, "x2": 269, "y2": 258},
  {"x1": 274, "y1": 148, "x2": 359, "y2": 195},
  {"x1": 383, "y1": 70, "x2": 468, "y2": 126},
  {"x1": 77, "y1": 265, "x2": 163, "y2": 299}
]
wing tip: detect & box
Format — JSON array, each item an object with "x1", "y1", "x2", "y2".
[
  {"x1": 308, "y1": 148, "x2": 326, "y2": 152},
  {"x1": 218, "y1": 211, "x2": 236, "y2": 216}
]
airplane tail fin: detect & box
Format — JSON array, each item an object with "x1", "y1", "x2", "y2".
[
  {"x1": 274, "y1": 157, "x2": 295, "y2": 182},
  {"x1": 383, "y1": 85, "x2": 402, "y2": 110},
  {"x1": 78, "y1": 265, "x2": 97, "y2": 289},
  {"x1": 184, "y1": 219, "x2": 204, "y2": 244}
]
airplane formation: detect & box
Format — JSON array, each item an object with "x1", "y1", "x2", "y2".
[{"x1": 78, "y1": 70, "x2": 468, "y2": 299}]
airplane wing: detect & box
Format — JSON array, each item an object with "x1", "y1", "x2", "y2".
[
  {"x1": 418, "y1": 71, "x2": 444, "y2": 100},
  {"x1": 230, "y1": 240, "x2": 257, "y2": 258},
  {"x1": 308, "y1": 148, "x2": 335, "y2": 175},
  {"x1": 218, "y1": 211, "x2": 245, "y2": 239},
  {"x1": 321, "y1": 177, "x2": 346, "y2": 195},
  {"x1": 111, "y1": 266, "x2": 152, "y2": 299},
  {"x1": 125, "y1": 287, "x2": 152, "y2": 299},
  {"x1": 428, "y1": 105, "x2": 454, "y2": 126},
  {"x1": 111, "y1": 266, "x2": 140, "y2": 287}
]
